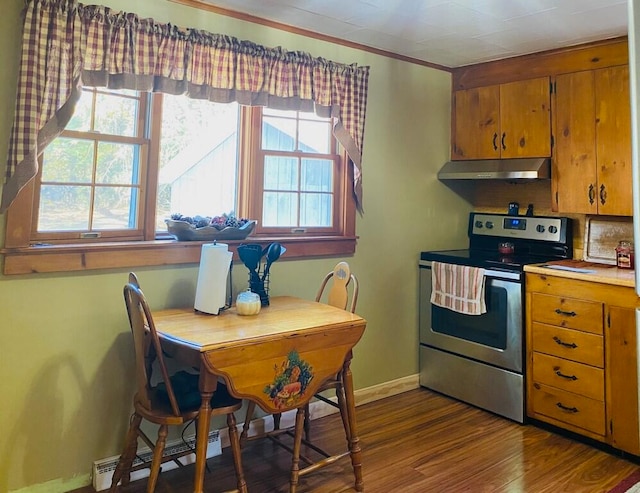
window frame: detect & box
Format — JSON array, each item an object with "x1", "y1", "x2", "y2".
[
  {"x1": 242, "y1": 108, "x2": 346, "y2": 237},
  {"x1": 31, "y1": 88, "x2": 150, "y2": 243},
  {"x1": 1, "y1": 93, "x2": 357, "y2": 275}
]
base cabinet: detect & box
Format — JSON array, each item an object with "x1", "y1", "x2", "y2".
[
  {"x1": 526, "y1": 273, "x2": 639, "y2": 455},
  {"x1": 607, "y1": 305, "x2": 640, "y2": 453}
]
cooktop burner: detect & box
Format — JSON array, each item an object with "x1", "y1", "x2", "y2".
[{"x1": 421, "y1": 212, "x2": 573, "y2": 272}]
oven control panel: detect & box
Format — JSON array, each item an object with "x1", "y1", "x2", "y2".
[{"x1": 470, "y1": 213, "x2": 568, "y2": 243}]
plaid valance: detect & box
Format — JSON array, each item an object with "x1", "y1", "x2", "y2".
[{"x1": 2, "y1": 0, "x2": 370, "y2": 212}]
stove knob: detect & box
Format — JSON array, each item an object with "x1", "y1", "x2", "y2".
[
  {"x1": 475, "y1": 220, "x2": 483, "y2": 228},
  {"x1": 485, "y1": 221, "x2": 494, "y2": 229},
  {"x1": 536, "y1": 224, "x2": 545, "y2": 233},
  {"x1": 549, "y1": 225, "x2": 558, "y2": 234}
]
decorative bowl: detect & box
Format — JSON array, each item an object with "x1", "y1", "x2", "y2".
[{"x1": 165, "y1": 219, "x2": 257, "y2": 241}]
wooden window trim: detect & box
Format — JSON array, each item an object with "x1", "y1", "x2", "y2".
[
  {"x1": 0, "y1": 235, "x2": 357, "y2": 275},
  {"x1": 1, "y1": 98, "x2": 357, "y2": 275},
  {"x1": 2, "y1": 176, "x2": 356, "y2": 273},
  {"x1": 243, "y1": 108, "x2": 346, "y2": 236},
  {"x1": 30, "y1": 89, "x2": 150, "y2": 243}
]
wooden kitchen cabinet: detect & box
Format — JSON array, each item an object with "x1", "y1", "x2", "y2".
[
  {"x1": 607, "y1": 305, "x2": 639, "y2": 454},
  {"x1": 554, "y1": 65, "x2": 632, "y2": 215},
  {"x1": 526, "y1": 273, "x2": 639, "y2": 455},
  {"x1": 452, "y1": 77, "x2": 551, "y2": 160}
]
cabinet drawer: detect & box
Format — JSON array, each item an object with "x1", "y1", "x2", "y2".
[
  {"x1": 531, "y1": 293, "x2": 603, "y2": 334},
  {"x1": 531, "y1": 322, "x2": 604, "y2": 367},
  {"x1": 532, "y1": 352, "x2": 604, "y2": 400},
  {"x1": 530, "y1": 382, "x2": 605, "y2": 436}
]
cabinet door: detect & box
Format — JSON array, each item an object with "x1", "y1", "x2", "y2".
[
  {"x1": 606, "y1": 305, "x2": 639, "y2": 455},
  {"x1": 595, "y1": 66, "x2": 632, "y2": 216},
  {"x1": 452, "y1": 85, "x2": 500, "y2": 160},
  {"x1": 500, "y1": 77, "x2": 551, "y2": 158},
  {"x1": 555, "y1": 71, "x2": 598, "y2": 214}
]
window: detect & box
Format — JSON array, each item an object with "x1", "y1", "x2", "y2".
[
  {"x1": 246, "y1": 108, "x2": 343, "y2": 236},
  {"x1": 34, "y1": 88, "x2": 147, "y2": 241},
  {"x1": 155, "y1": 95, "x2": 240, "y2": 231},
  {"x1": 3, "y1": 89, "x2": 356, "y2": 274}
]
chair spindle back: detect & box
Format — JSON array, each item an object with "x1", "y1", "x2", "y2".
[
  {"x1": 315, "y1": 261, "x2": 359, "y2": 313},
  {"x1": 123, "y1": 281, "x2": 182, "y2": 417}
]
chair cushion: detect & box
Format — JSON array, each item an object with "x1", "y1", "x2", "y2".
[
  {"x1": 156, "y1": 371, "x2": 240, "y2": 411},
  {"x1": 155, "y1": 371, "x2": 201, "y2": 409}
]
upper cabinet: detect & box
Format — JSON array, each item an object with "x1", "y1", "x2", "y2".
[
  {"x1": 452, "y1": 77, "x2": 551, "y2": 160},
  {"x1": 555, "y1": 66, "x2": 632, "y2": 215}
]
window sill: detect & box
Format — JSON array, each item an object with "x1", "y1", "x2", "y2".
[{"x1": 1, "y1": 236, "x2": 357, "y2": 275}]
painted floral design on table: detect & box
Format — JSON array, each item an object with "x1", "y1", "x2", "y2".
[{"x1": 264, "y1": 350, "x2": 314, "y2": 409}]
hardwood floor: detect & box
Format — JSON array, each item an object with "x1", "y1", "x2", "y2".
[{"x1": 78, "y1": 388, "x2": 640, "y2": 493}]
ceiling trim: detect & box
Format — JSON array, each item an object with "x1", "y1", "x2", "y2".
[{"x1": 168, "y1": 0, "x2": 452, "y2": 72}]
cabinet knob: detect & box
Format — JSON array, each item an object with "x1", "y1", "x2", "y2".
[
  {"x1": 501, "y1": 132, "x2": 506, "y2": 150},
  {"x1": 492, "y1": 133, "x2": 498, "y2": 151},
  {"x1": 600, "y1": 184, "x2": 607, "y2": 205}
]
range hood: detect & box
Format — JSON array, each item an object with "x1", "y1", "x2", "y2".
[{"x1": 437, "y1": 158, "x2": 550, "y2": 180}]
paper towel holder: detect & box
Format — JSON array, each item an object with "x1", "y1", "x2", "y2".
[{"x1": 194, "y1": 242, "x2": 234, "y2": 315}]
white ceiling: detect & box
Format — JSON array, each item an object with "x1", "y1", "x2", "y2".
[{"x1": 201, "y1": 0, "x2": 629, "y2": 68}]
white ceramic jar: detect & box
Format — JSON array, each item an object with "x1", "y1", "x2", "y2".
[{"x1": 236, "y1": 290, "x2": 261, "y2": 315}]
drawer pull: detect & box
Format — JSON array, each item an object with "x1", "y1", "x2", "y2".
[
  {"x1": 554, "y1": 308, "x2": 577, "y2": 317},
  {"x1": 555, "y1": 370, "x2": 578, "y2": 381},
  {"x1": 553, "y1": 336, "x2": 577, "y2": 349},
  {"x1": 556, "y1": 402, "x2": 579, "y2": 413}
]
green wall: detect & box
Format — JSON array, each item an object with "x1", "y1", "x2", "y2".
[{"x1": 0, "y1": 0, "x2": 471, "y2": 490}]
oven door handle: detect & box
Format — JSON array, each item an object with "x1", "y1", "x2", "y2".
[
  {"x1": 419, "y1": 261, "x2": 521, "y2": 281},
  {"x1": 484, "y1": 269, "x2": 521, "y2": 281}
]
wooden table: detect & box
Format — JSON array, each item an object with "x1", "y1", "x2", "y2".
[{"x1": 153, "y1": 296, "x2": 367, "y2": 492}]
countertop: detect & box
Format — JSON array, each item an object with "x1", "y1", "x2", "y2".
[{"x1": 524, "y1": 259, "x2": 636, "y2": 288}]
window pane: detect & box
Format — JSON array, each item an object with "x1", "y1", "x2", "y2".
[
  {"x1": 300, "y1": 193, "x2": 332, "y2": 227},
  {"x1": 264, "y1": 156, "x2": 298, "y2": 191},
  {"x1": 262, "y1": 191, "x2": 297, "y2": 227},
  {"x1": 93, "y1": 186, "x2": 138, "y2": 229},
  {"x1": 262, "y1": 116, "x2": 296, "y2": 151},
  {"x1": 42, "y1": 138, "x2": 94, "y2": 183},
  {"x1": 94, "y1": 92, "x2": 139, "y2": 137},
  {"x1": 66, "y1": 90, "x2": 93, "y2": 132},
  {"x1": 301, "y1": 159, "x2": 332, "y2": 192},
  {"x1": 156, "y1": 97, "x2": 239, "y2": 230},
  {"x1": 298, "y1": 120, "x2": 330, "y2": 153},
  {"x1": 38, "y1": 185, "x2": 91, "y2": 231},
  {"x1": 96, "y1": 143, "x2": 139, "y2": 185}
]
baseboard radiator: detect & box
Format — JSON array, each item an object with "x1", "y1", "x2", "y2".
[{"x1": 92, "y1": 430, "x2": 221, "y2": 491}]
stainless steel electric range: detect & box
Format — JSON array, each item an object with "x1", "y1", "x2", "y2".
[{"x1": 418, "y1": 212, "x2": 572, "y2": 423}]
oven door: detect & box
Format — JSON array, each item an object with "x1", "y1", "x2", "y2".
[{"x1": 419, "y1": 261, "x2": 523, "y2": 373}]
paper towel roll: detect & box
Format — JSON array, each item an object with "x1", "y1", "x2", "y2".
[{"x1": 194, "y1": 242, "x2": 233, "y2": 315}]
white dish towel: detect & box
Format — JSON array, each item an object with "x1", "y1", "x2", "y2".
[{"x1": 430, "y1": 261, "x2": 487, "y2": 315}]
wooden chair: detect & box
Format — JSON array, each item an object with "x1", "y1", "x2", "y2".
[
  {"x1": 240, "y1": 261, "x2": 359, "y2": 487},
  {"x1": 110, "y1": 274, "x2": 247, "y2": 493},
  {"x1": 303, "y1": 261, "x2": 358, "y2": 439}
]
